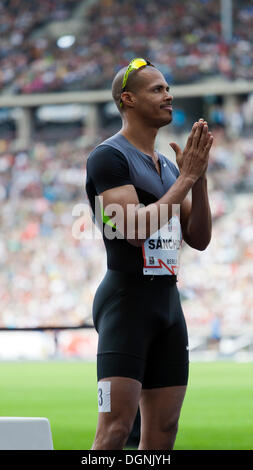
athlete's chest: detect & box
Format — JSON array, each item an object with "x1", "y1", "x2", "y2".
[{"x1": 128, "y1": 154, "x2": 177, "y2": 201}]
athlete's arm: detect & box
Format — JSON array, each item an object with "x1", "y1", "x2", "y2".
[
  {"x1": 100, "y1": 175, "x2": 195, "y2": 247},
  {"x1": 101, "y1": 121, "x2": 212, "y2": 247},
  {"x1": 180, "y1": 176, "x2": 212, "y2": 250},
  {"x1": 171, "y1": 119, "x2": 213, "y2": 251}
]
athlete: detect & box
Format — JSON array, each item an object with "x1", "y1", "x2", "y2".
[{"x1": 85, "y1": 58, "x2": 213, "y2": 450}]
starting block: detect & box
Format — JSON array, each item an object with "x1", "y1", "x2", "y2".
[{"x1": 0, "y1": 417, "x2": 54, "y2": 450}]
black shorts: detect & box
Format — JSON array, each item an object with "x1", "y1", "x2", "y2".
[{"x1": 92, "y1": 269, "x2": 189, "y2": 389}]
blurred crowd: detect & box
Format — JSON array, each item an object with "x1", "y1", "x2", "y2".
[
  {"x1": 177, "y1": 126, "x2": 253, "y2": 337},
  {"x1": 179, "y1": 194, "x2": 253, "y2": 336},
  {"x1": 0, "y1": 125, "x2": 253, "y2": 333},
  {"x1": 0, "y1": 0, "x2": 80, "y2": 93},
  {"x1": 1, "y1": 0, "x2": 253, "y2": 94},
  {"x1": 0, "y1": 138, "x2": 106, "y2": 328},
  {"x1": 1, "y1": 0, "x2": 253, "y2": 335}
]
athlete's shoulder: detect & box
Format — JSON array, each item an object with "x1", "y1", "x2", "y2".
[
  {"x1": 87, "y1": 144, "x2": 124, "y2": 161},
  {"x1": 87, "y1": 144, "x2": 129, "y2": 180},
  {"x1": 87, "y1": 135, "x2": 128, "y2": 168},
  {"x1": 86, "y1": 138, "x2": 131, "y2": 193}
]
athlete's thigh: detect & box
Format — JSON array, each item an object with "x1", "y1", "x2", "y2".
[
  {"x1": 139, "y1": 385, "x2": 187, "y2": 434},
  {"x1": 142, "y1": 315, "x2": 189, "y2": 389},
  {"x1": 96, "y1": 376, "x2": 142, "y2": 430}
]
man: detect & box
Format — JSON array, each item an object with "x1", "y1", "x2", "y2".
[{"x1": 85, "y1": 58, "x2": 213, "y2": 450}]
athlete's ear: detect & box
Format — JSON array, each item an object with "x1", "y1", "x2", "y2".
[{"x1": 121, "y1": 91, "x2": 136, "y2": 109}]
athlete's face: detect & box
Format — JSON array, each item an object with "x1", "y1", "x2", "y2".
[{"x1": 132, "y1": 68, "x2": 173, "y2": 127}]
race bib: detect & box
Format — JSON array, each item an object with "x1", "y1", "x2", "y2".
[{"x1": 142, "y1": 215, "x2": 182, "y2": 275}]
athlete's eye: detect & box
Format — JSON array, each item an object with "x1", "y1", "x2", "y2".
[{"x1": 154, "y1": 86, "x2": 170, "y2": 93}]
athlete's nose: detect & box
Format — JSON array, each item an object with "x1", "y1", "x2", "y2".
[
  {"x1": 163, "y1": 91, "x2": 173, "y2": 104},
  {"x1": 161, "y1": 94, "x2": 173, "y2": 108},
  {"x1": 167, "y1": 92, "x2": 173, "y2": 102}
]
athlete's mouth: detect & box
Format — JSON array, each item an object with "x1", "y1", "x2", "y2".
[{"x1": 160, "y1": 104, "x2": 173, "y2": 111}]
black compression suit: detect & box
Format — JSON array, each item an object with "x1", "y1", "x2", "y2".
[{"x1": 85, "y1": 132, "x2": 189, "y2": 388}]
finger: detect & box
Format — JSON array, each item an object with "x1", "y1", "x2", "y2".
[
  {"x1": 198, "y1": 118, "x2": 208, "y2": 125},
  {"x1": 199, "y1": 119, "x2": 209, "y2": 133},
  {"x1": 185, "y1": 122, "x2": 198, "y2": 152},
  {"x1": 169, "y1": 142, "x2": 181, "y2": 156},
  {"x1": 192, "y1": 121, "x2": 204, "y2": 149},
  {"x1": 198, "y1": 118, "x2": 206, "y2": 128},
  {"x1": 199, "y1": 123, "x2": 209, "y2": 148},
  {"x1": 196, "y1": 121, "x2": 211, "y2": 150},
  {"x1": 203, "y1": 134, "x2": 213, "y2": 156}
]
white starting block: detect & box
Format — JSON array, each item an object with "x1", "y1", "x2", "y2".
[{"x1": 0, "y1": 417, "x2": 54, "y2": 450}]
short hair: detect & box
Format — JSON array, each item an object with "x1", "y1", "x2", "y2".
[{"x1": 112, "y1": 65, "x2": 151, "y2": 114}]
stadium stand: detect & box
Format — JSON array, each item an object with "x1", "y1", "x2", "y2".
[
  {"x1": 1, "y1": 0, "x2": 253, "y2": 94},
  {"x1": 0, "y1": 125, "x2": 253, "y2": 336}
]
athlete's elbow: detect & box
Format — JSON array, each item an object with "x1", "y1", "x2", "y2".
[
  {"x1": 126, "y1": 237, "x2": 143, "y2": 248},
  {"x1": 198, "y1": 232, "x2": 212, "y2": 250},
  {"x1": 184, "y1": 234, "x2": 211, "y2": 251},
  {"x1": 191, "y1": 238, "x2": 211, "y2": 251},
  {"x1": 196, "y1": 242, "x2": 209, "y2": 251}
]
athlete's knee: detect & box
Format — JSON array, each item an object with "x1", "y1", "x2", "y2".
[
  {"x1": 109, "y1": 420, "x2": 132, "y2": 442},
  {"x1": 94, "y1": 419, "x2": 132, "y2": 449},
  {"x1": 139, "y1": 421, "x2": 179, "y2": 450},
  {"x1": 160, "y1": 414, "x2": 180, "y2": 442},
  {"x1": 155, "y1": 417, "x2": 179, "y2": 449}
]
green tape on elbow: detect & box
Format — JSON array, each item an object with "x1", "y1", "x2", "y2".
[{"x1": 101, "y1": 207, "x2": 116, "y2": 229}]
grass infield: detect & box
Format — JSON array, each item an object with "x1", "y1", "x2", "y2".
[{"x1": 0, "y1": 361, "x2": 252, "y2": 450}]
